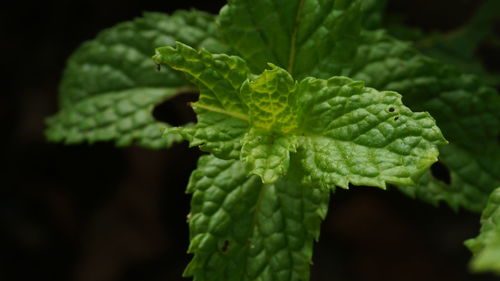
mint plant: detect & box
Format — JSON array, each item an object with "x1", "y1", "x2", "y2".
[{"x1": 46, "y1": 0, "x2": 500, "y2": 279}]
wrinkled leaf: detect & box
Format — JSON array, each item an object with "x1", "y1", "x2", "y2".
[
  {"x1": 465, "y1": 187, "x2": 500, "y2": 275},
  {"x1": 154, "y1": 43, "x2": 446, "y2": 188},
  {"x1": 185, "y1": 155, "x2": 330, "y2": 281},
  {"x1": 218, "y1": 0, "x2": 363, "y2": 78},
  {"x1": 348, "y1": 30, "x2": 500, "y2": 212},
  {"x1": 46, "y1": 10, "x2": 227, "y2": 148}
]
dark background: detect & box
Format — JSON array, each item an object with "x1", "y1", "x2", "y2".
[{"x1": 2, "y1": 0, "x2": 500, "y2": 281}]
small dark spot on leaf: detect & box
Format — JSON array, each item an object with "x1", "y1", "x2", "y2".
[
  {"x1": 394, "y1": 116, "x2": 399, "y2": 121},
  {"x1": 221, "y1": 240, "x2": 230, "y2": 253},
  {"x1": 430, "y1": 161, "x2": 451, "y2": 185},
  {"x1": 153, "y1": 92, "x2": 198, "y2": 126},
  {"x1": 156, "y1": 63, "x2": 161, "y2": 71},
  {"x1": 388, "y1": 107, "x2": 395, "y2": 112}
]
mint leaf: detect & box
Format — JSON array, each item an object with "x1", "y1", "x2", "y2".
[
  {"x1": 239, "y1": 65, "x2": 299, "y2": 183},
  {"x1": 185, "y1": 155, "x2": 330, "y2": 281},
  {"x1": 154, "y1": 44, "x2": 446, "y2": 188},
  {"x1": 297, "y1": 76, "x2": 446, "y2": 189},
  {"x1": 465, "y1": 187, "x2": 500, "y2": 275},
  {"x1": 240, "y1": 65, "x2": 298, "y2": 133},
  {"x1": 46, "y1": 10, "x2": 226, "y2": 149},
  {"x1": 154, "y1": 42, "x2": 251, "y2": 158},
  {"x1": 241, "y1": 129, "x2": 298, "y2": 184},
  {"x1": 46, "y1": 87, "x2": 185, "y2": 148},
  {"x1": 218, "y1": 0, "x2": 363, "y2": 78},
  {"x1": 348, "y1": 30, "x2": 500, "y2": 211}
]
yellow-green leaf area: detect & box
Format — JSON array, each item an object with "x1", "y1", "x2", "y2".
[{"x1": 241, "y1": 64, "x2": 298, "y2": 134}]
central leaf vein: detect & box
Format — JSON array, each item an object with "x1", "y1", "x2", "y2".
[
  {"x1": 192, "y1": 103, "x2": 250, "y2": 122},
  {"x1": 287, "y1": 0, "x2": 305, "y2": 74}
]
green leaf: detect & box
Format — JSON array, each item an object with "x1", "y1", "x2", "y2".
[
  {"x1": 348, "y1": 30, "x2": 500, "y2": 211},
  {"x1": 46, "y1": 10, "x2": 227, "y2": 149},
  {"x1": 240, "y1": 64, "x2": 298, "y2": 133},
  {"x1": 185, "y1": 155, "x2": 330, "y2": 281},
  {"x1": 241, "y1": 129, "x2": 299, "y2": 184},
  {"x1": 217, "y1": 0, "x2": 363, "y2": 78},
  {"x1": 153, "y1": 42, "x2": 251, "y2": 158},
  {"x1": 46, "y1": 88, "x2": 184, "y2": 148},
  {"x1": 154, "y1": 44, "x2": 446, "y2": 188},
  {"x1": 465, "y1": 187, "x2": 500, "y2": 275},
  {"x1": 297, "y1": 77, "x2": 446, "y2": 189}
]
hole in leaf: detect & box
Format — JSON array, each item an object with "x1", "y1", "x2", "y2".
[
  {"x1": 394, "y1": 116, "x2": 399, "y2": 121},
  {"x1": 430, "y1": 161, "x2": 451, "y2": 185},
  {"x1": 221, "y1": 240, "x2": 230, "y2": 253},
  {"x1": 153, "y1": 92, "x2": 198, "y2": 126},
  {"x1": 388, "y1": 107, "x2": 395, "y2": 112}
]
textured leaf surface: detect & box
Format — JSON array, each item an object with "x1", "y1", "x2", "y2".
[
  {"x1": 465, "y1": 187, "x2": 500, "y2": 275},
  {"x1": 240, "y1": 64, "x2": 299, "y2": 133},
  {"x1": 46, "y1": 11, "x2": 226, "y2": 148},
  {"x1": 153, "y1": 42, "x2": 251, "y2": 157},
  {"x1": 185, "y1": 155, "x2": 329, "y2": 281},
  {"x1": 154, "y1": 44, "x2": 446, "y2": 188},
  {"x1": 296, "y1": 77, "x2": 446, "y2": 189},
  {"x1": 347, "y1": 30, "x2": 500, "y2": 211},
  {"x1": 241, "y1": 129, "x2": 298, "y2": 184},
  {"x1": 218, "y1": 0, "x2": 363, "y2": 78}
]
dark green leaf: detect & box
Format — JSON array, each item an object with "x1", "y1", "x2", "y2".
[
  {"x1": 218, "y1": 0, "x2": 363, "y2": 78},
  {"x1": 185, "y1": 155, "x2": 330, "y2": 281},
  {"x1": 348, "y1": 31, "x2": 500, "y2": 211},
  {"x1": 46, "y1": 10, "x2": 227, "y2": 148}
]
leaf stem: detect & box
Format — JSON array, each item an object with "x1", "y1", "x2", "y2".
[
  {"x1": 287, "y1": 0, "x2": 305, "y2": 75},
  {"x1": 190, "y1": 103, "x2": 250, "y2": 122}
]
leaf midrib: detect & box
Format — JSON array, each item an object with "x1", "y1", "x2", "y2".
[
  {"x1": 287, "y1": 0, "x2": 306, "y2": 75},
  {"x1": 192, "y1": 102, "x2": 250, "y2": 121}
]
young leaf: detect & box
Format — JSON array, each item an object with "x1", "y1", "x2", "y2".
[
  {"x1": 46, "y1": 10, "x2": 227, "y2": 149},
  {"x1": 348, "y1": 30, "x2": 500, "y2": 211},
  {"x1": 241, "y1": 129, "x2": 299, "y2": 184},
  {"x1": 240, "y1": 64, "x2": 299, "y2": 133},
  {"x1": 218, "y1": 0, "x2": 363, "y2": 78},
  {"x1": 154, "y1": 44, "x2": 446, "y2": 188},
  {"x1": 465, "y1": 187, "x2": 500, "y2": 275},
  {"x1": 153, "y1": 42, "x2": 251, "y2": 158},
  {"x1": 185, "y1": 155, "x2": 330, "y2": 281}
]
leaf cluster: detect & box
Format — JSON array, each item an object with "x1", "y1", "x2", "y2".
[{"x1": 46, "y1": 0, "x2": 500, "y2": 279}]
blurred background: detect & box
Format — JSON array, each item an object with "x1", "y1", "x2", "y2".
[{"x1": 2, "y1": 0, "x2": 500, "y2": 280}]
